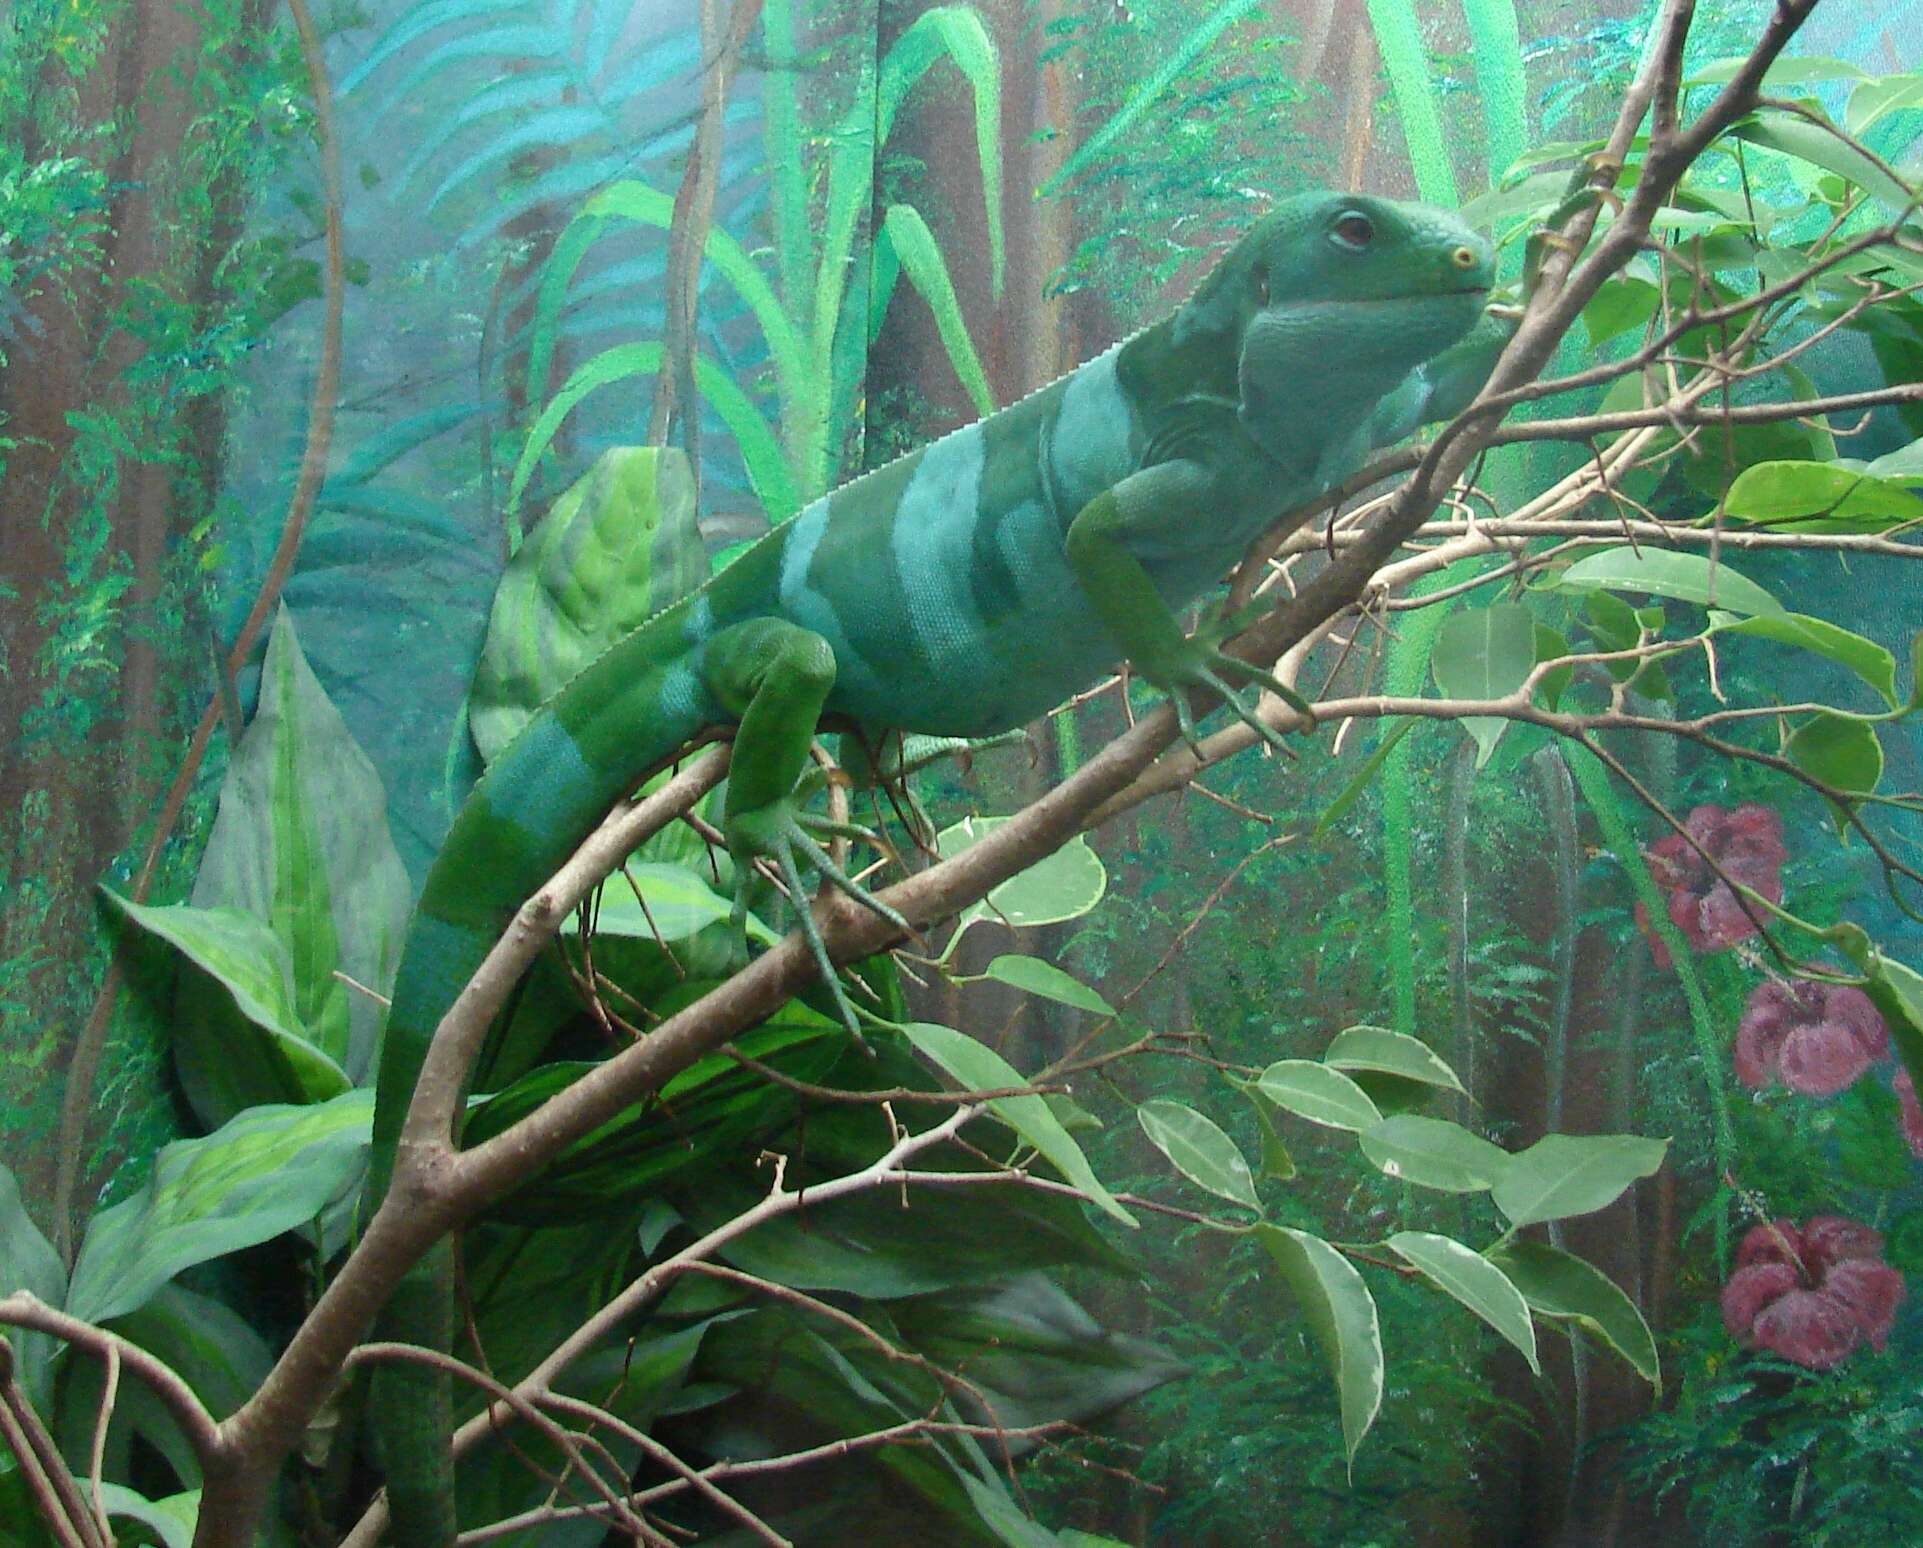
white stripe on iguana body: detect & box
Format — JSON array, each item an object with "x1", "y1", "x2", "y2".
[
  {"x1": 889, "y1": 419, "x2": 989, "y2": 670},
  {"x1": 775, "y1": 493, "x2": 888, "y2": 706},
  {"x1": 1047, "y1": 343, "x2": 1138, "y2": 516}
]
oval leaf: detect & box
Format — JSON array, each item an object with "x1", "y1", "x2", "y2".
[
  {"x1": 1724, "y1": 459, "x2": 1923, "y2": 534},
  {"x1": 1786, "y1": 712, "x2": 1883, "y2": 797},
  {"x1": 1557, "y1": 547, "x2": 1783, "y2": 616},
  {"x1": 939, "y1": 816, "x2": 1108, "y2": 933},
  {"x1": 1359, "y1": 1115, "x2": 1509, "y2": 1193},
  {"x1": 1137, "y1": 1099, "x2": 1259, "y2": 1209},
  {"x1": 1486, "y1": 1239, "x2": 1659, "y2": 1388},
  {"x1": 905, "y1": 1023, "x2": 1134, "y2": 1227},
  {"x1": 1492, "y1": 1133, "x2": 1668, "y2": 1228},
  {"x1": 1255, "y1": 1225, "x2": 1383, "y2": 1465},
  {"x1": 1323, "y1": 1026, "x2": 1466, "y2": 1094},
  {"x1": 982, "y1": 955, "x2": 1114, "y2": 1016},
  {"x1": 1431, "y1": 603, "x2": 1537, "y2": 765},
  {"x1": 1388, "y1": 1231, "x2": 1539, "y2": 1375},
  {"x1": 1256, "y1": 1060, "x2": 1383, "y2": 1132},
  {"x1": 1709, "y1": 611, "x2": 1898, "y2": 707}
]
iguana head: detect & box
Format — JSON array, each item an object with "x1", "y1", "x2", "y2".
[{"x1": 1173, "y1": 191, "x2": 1496, "y2": 466}]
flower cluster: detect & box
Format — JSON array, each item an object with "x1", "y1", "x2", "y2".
[
  {"x1": 1734, "y1": 980, "x2": 1888, "y2": 1097},
  {"x1": 1636, "y1": 803, "x2": 1786, "y2": 970},
  {"x1": 1722, "y1": 1216, "x2": 1905, "y2": 1371}
]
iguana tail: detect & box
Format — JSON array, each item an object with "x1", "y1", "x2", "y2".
[{"x1": 369, "y1": 605, "x2": 717, "y2": 1547}]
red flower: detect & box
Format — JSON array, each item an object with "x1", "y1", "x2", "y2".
[
  {"x1": 1896, "y1": 1069, "x2": 1923, "y2": 1159},
  {"x1": 1733, "y1": 980, "x2": 1888, "y2": 1097},
  {"x1": 1722, "y1": 1215, "x2": 1905, "y2": 1370},
  {"x1": 1636, "y1": 803, "x2": 1786, "y2": 969}
]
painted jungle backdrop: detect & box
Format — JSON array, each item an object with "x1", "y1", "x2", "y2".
[{"x1": 6, "y1": 0, "x2": 1923, "y2": 1543}]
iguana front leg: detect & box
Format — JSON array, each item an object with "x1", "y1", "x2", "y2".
[
  {"x1": 1065, "y1": 459, "x2": 1303, "y2": 751},
  {"x1": 703, "y1": 617, "x2": 908, "y2": 1034}
]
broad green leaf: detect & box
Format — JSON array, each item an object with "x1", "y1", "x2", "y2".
[
  {"x1": 1388, "y1": 1231, "x2": 1539, "y2": 1374},
  {"x1": 1534, "y1": 623, "x2": 1574, "y2": 709},
  {"x1": 1849, "y1": 73, "x2": 1923, "y2": 136},
  {"x1": 0, "y1": 1165, "x2": 65, "y2": 1408},
  {"x1": 1137, "y1": 1099, "x2": 1259, "y2": 1209},
  {"x1": 1255, "y1": 1225, "x2": 1383, "y2": 1465},
  {"x1": 1359, "y1": 1115, "x2": 1508, "y2": 1193},
  {"x1": 585, "y1": 862, "x2": 777, "y2": 946},
  {"x1": 1486, "y1": 1239, "x2": 1659, "y2": 1387},
  {"x1": 103, "y1": 893, "x2": 351, "y2": 1120},
  {"x1": 1430, "y1": 602, "x2": 1536, "y2": 765},
  {"x1": 905, "y1": 1023, "x2": 1134, "y2": 1227},
  {"x1": 939, "y1": 816, "x2": 1108, "y2": 939},
  {"x1": 93, "y1": 1484, "x2": 198, "y2": 1548},
  {"x1": 107, "y1": 1284, "x2": 274, "y2": 1487},
  {"x1": 1723, "y1": 460, "x2": 1923, "y2": 533},
  {"x1": 1243, "y1": 1085, "x2": 1297, "y2": 1182},
  {"x1": 1062, "y1": 1534, "x2": 1133, "y2": 1547},
  {"x1": 1731, "y1": 108, "x2": 1915, "y2": 212},
  {"x1": 68, "y1": 1090, "x2": 375, "y2": 1324},
  {"x1": 1491, "y1": 1132, "x2": 1667, "y2": 1228},
  {"x1": 470, "y1": 447, "x2": 706, "y2": 761},
  {"x1": 1583, "y1": 272, "x2": 1659, "y2": 347},
  {"x1": 960, "y1": 1472, "x2": 1068, "y2": 1548},
  {"x1": 981, "y1": 955, "x2": 1114, "y2": 1016},
  {"x1": 1313, "y1": 719, "x2": 1416, "y2": 838},
  {"x1": 881, "y1": 205, "x2": 994, "y2": 416},
  {"x1": 1324, "y1": 1026, "x2": 1466, "y2": 1094},
  {"x1": 1786, "y1": 712, "x2": 1883, "y2": 797},
  {"x1": 187, "y1": 608, "x2": 408, "y2": 1101},
  {"x1": 1708, "y1": 610, "x2": 1898, "y2": 707},
  {"x1": 1687, "y1": 54, "x2": 1868, "y2": 86},
  {"x1": 1256, "y1": 1060, "x2": 1383, "y2": 1132},
  {"x1": 1556, "y1": 546, "x2": 1783, "y2": 616}
]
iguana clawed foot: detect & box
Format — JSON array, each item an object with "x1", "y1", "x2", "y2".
[
  {"x1": 1141, "y1": 601, "x2": 1313, "y2": 757},
  {"x1": 724, "y1": 788, "x2": 908, "y2": 1042}
]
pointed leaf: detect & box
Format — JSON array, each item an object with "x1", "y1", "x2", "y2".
[
  {"x1": 905, "y1": 1023, "x2": 1134, "y2": 1227},
  {"x1": 1709, "y1": 610, "x2": 1897, "y2": 707},
  {"x1": 1431, "y1": 603, "x2": 1537, "y2": 764},
  {"x1": 1491, "y1": 1133, "x2": 1667, "y2": 1228},
  {"x1": 1359, "y1": 1115, "x2": 1508, "y2": 1193},
  {"x1": 1786, "y1": 712, "x2": 1883, "y2": 797},
  {"x1": 1136, "y1": 1099, "x2": 1259, "y2": 1208},
  {"x1": 0, "y1": 1166, "x2": 65, "y2": 1407},
  {"x1": 1486, "y1": 1238, "x2": 1658, "y2": 1387},
  {"x1": 1323, "y1": 1025, "x2": 1466, "y2": 1093},
  {"x1": 67, "y1": 1090, "x2": 375, "y2": 1324},
  {"x1": 1255, "y1": 1225, "x2": 1383, "y2": 1464},
  {"x1": 1724, "y1": 459, "x2": 1923, "y2": 533},
  {"x1": 939, "y1": 816, "x2": 1108, "y2": 935},
  {"x1": 880, "y1": 205, "x2": 993, "y2": 416},
  {"x1": 1256, "y1": 1060, "x2": 1383, "y2": 1132},
  {"x1": 1556, "y1": 547, "x2": 1783, "y2": 616},
  {"x1": 1313, "y1": 719, "x2": 1417, "y2": 838},
  {"x1": 1388, "y1": 1231, "x2": 1539, "y2": 1374},
  {"x1": 981, "y1": 955, "x2": 1114, "y2": 1016}
]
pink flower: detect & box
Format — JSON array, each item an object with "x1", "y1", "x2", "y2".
[
  {"x1": 1722, "y1": 1215, "x2": 1905, "y2": 1370},
  {"x1": 1734, "y1": 980, "x2": 1888, "y2": 1097},
  {"x1": 1896, "y1": 1069, "x2": 1923, "y2": 1159},
  {"x1": 1635, "y1": 803, "x2": 1786, "y2": 969}
]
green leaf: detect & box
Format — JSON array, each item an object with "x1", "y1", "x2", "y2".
[
  {"x1": 1431, "y1": 601, "x2": 1536, "y2": 765},
  {"x1": 1323, "y1": 1026, "x2": 1466, "y2": 1094},
  {"x1": 1486, "y1": 1238, "x2": 1659, "y2": 1388},
  {"x1": 1534, "y1": 623, "x2": 1574, "y2": 709},
  {"x1": 1255, "y1": 1226, "x2": 1383, "y2": 1465},
  {"x1": 470, "y1": 448, "x2": 707, "y2": 761},
  {"x1": 1831, "y1": 930, "x2": 1923, "y2": 1097},
  {"x1": 1037, "y1": 0, "x2": 1265, "y2": 197},
  {"x1": 981, "y1": 955, "x2": 1114, "y2": 1016},
  {"x1": 1255, "y1": 1060, "x2": 1384, "y2": 1132},
  {"x1": 905, "y1": 1023, "x2": 1134, "y2": 1227},
  {"x1": 1387, "y1": 1231, "x2": 1539, "y2": 1375},
  {"x1": 1313, "y1": 719, "x2": 1416, "y2": 838},
  {"x1": 1708, "y1": 610, "x2": 1898, "y2": 708},
  {"x1": 876, "y1": 7, "x2": 1003, "y2": 296},
  {"x1": 1556, "y1": 546, "x2": 1783, "y2": 616},
  {"x1": 1723, "y1": 459, "x2": 1923, "y2": 533},
  {"x1": 92, "y1": 1483, "x2": 199, "y2": 1548},
  {"x1": 585, "y1": 862, "x2": 777, "y2": 946},
  {"x1": 67, "y1": 1090, "x2": 375, "y2": 1324},
  {"x1": 1137, "y1": 1099, "x2": 1259, "y2": 1209},
  {"x1": 1849, "y1": 73, "x2": 1923, "y2": 136},
  {"x1": 1491, "y1": 1132, "x2": 1667, "y2": 1228},
  {"x1": 880, "y1": 205, "x2": 994, "y2": 416},
  {"x1": 960, "y1": 1473, "x2": 1067, "y2": 1548},
  {"x1": 184, "y1": 607, "x2": 408, "y2": 1108},
  {"x1": 0, "y1": 1165, "x2": 66, "y2": 1408},
  {"x1": 1732, "y1": 108, "x2": 1915, "y2": 212},
  {"x1": 103, "y1": 893, "x2": 351, "y2": 1119},
  {"x1": 1786, "y1": 712, "x2": 1883, "y2": 797},
  {"x1": 1687, "y1": 54, "x2": 1868, "y2": 87},
  {"x1": 1358, "y1": 1115, "x2": 1509, "y2": 1193},
  {"x1": 1583, "y1": 271, "x2": 1659, "y2": 347},
  {"x1": 938, "y1": 816, "x2": 1108, "y2": 940},
  {"x1": 1242, "y1": 1085, "x2": 1297, "y2": 1181}
]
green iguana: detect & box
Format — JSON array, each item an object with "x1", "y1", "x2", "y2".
[{"x1": 369, "y1": 189, "x2": 1503, "y2": 1544}]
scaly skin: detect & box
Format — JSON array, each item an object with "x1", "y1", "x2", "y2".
[{"x1": 369, "y1": 190, "x2": 1503, "y2": 1545}]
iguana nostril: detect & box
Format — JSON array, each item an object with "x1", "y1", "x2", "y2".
[{"x1": 1451, "y1": 245, "x2": 1480, "y2": 269}]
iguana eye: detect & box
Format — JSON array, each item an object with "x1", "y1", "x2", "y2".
[{"x1": 1330, "y1": 212, "x2": 1375, "y2": 251}]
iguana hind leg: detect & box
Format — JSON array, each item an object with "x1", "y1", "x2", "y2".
[{"x1": 704, "y1": 618, "x2": 908, "y2": 1036}]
